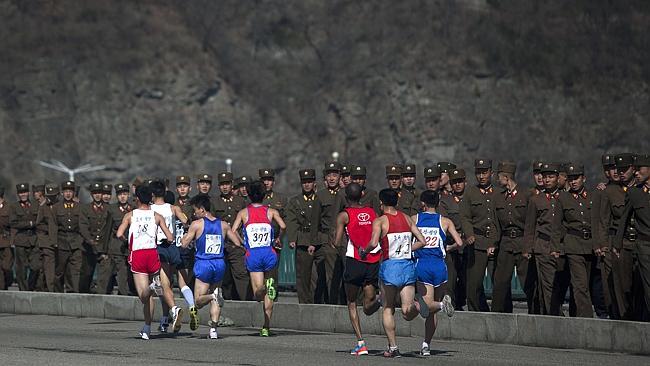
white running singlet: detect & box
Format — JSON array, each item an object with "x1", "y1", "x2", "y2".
[{"x1": 129, "y1": 209, "x2": 157, "y2": 251}]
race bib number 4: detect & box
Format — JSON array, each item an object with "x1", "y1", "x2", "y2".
[
  {"x1": 387, "y1": 232, "x2": 412, "y2": 260},
  {"x1": 205, "y1": 234, "x2": 223, "y2": 254},
  {"x1": 246, "y1": 223, "x2": 272, "y2": 248},
  {"x1": 420, "y1": 227, "x2": 440, "y2": 248}
]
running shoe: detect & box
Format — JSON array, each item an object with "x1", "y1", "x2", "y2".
[
  {"x1": 383, "y1": 347, "x2": 402, "y2": 358},
  {"x1": 189, "y1": 306, "x2": 199, "y2": 331},
  {"x1": 170, "y1": 306, "x2": 183, "y2": 333},
  {"x1": 442, "y1": 294, "x2": 455, "y2": 317},
  {"x1": 213, "y1": 287, "x2": 225, "y2": 307},
  {"x1": 140, "y1": 328, "x2": 150, "y2": 340},
  {"x1": 415, "y1": 293, "x2": 430, "y2": 319},
  {"x1": 158, "y1": 322, "x2": 169, "y2": 333},
  {"x1": 265, "y1": 278, "x2": 277, "y2": 301},
  {"x1": 260, "y1": 327, "x2": 270, "y2": 337},
  {"x1": 420, "y1": 345, "x2": 431, "y2": 357},
  {"x1": 350, "y1": 342, "x2": 369, "y2": 356},
  {"x1": 208, "y1": 328, "x2": 218, "y2": 339}
]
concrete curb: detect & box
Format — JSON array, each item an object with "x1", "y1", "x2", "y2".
[{"x1": 1, "y1": 291, "x2": 648, "y2": 354}]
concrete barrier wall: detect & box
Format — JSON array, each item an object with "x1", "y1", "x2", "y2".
[{"x1": 1, "y1": 291, "x2": 648, "y2": 355}]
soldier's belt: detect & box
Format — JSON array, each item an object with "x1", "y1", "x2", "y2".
[
  {"x1": 473, "y1": 227, "x2": 492, "y2": 237},
  {"x1": 536, "y1": 232, "x2": 551, "y2": 241},
  {"x1": 298, "y1": 228, "x2": 311, "y2": 232},
  {"x1": 566, "y1": 228, "x2": 592, "y2": 240},
  {"x1": 503, "y1": 228, "x2": 524, "y2": 239}
]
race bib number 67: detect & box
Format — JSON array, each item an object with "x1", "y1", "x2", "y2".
[{"x1": 205, "y1": 234, "x2": 223, "y2": 254}]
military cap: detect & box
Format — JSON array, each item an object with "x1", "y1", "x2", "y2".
[
  {"x1": 258, "y1": 169, "x2": 275, "y2": 179},
  {"x1": 102, "y1": 184, "x2": 113, "y2": 194},
  {"x1": 350, "y1": 165, "x2": 367, "y2": 177},
  {"x1": 474, "y1": 159, "x2": 492, "y2": 170},
  {"x1": 61, "y1": 181, "x2": 76, "y2": 191},
  {"x1": 615, "y1": 153, "x2": 636, "y2": 169},
  {"x1": 89, "y1": 182, "x2": 103, "y2": 193},
  {"x1": 340, "y1": 164, "x2": 351, "y2": 176},
  {"x1": 449, "y1": 169, "x2": 466, "y2": 181},
  {"x1": 532, "y1": 161, "x2": 544, "y2": 173},
  {"x1": 16, "y1": 183, "x2": 29, "y2": 193},
  {"x1": 32, "y1": 184, "x2": 45, "y2": 193},
  {"x1": 299, "y1": 169, "x2": 316, "y2": 181},
  {"x1": 234, "y1": 175, "x2": 252, "y2": 187},
  {"x1": 634, "y1": 154, "x2": 650, "y2": 168},
  {"x1": 45, "y1": 184, "x2": 59, "y2": 196},
  {"x1": 385, "y1": 164, "x2": 402, "y2": 177},
  {"x1": 114, "y1": 183, "x2": 129, "y2": 193},
  {"x1": 402, "y1": 164, "x2": 416, "y2": 176},
  {"x1": 176, "y1": 175, "x2": 191, "y2": 185},
  {"x1": 497, "y1": 161, "x2": 517, "y2": 175},
  {"x1": 197, "y1": 173, "x2": 213, "y2": 183},
  {"x1": 601, "y1": 154, "x2": 615, "y2": 168},
  {"x1": 437, "y1": 162, "x2": 457, "y2": 174},
  {"x1": 323, "y1": 161, "x2": 342, "y2": 174},
  {"x1": 217, "y1": 172, "x2": 233, "y2": 184},
  {"x1": 423, "y1": 166, "x2": 441, "y2": 179},
  {"x1": 558, "y1": 163, "x2": 569, "y2": 174},
  {"x1": 540, "y1": 163, "x2": 560, "y2": 174},
  {"x1": 566, "y1": 163, "x2": 585, "y2": 176}
]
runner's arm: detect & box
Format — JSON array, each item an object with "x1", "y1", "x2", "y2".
[
  {"x1": 116, "y1": 212, "x2": 132, "y2": 241},
  {"x1": 224, "y1": 221, "x2": 242, "y2": 247},
  {"x1": 361, "y1": 217, "x2": 384, "y2": 258},
  {"x1": 408, "y1": 215, "x2": 427, "y2": 251},
  {"x1": 180, "y1": 220, "x2": 199, "y2": 248},
  {"x1": 331, "y1": 211, "x2": 348, "y2": 248},
  {"x1": 173, "y1": 205, "x2": 188, "y2": 225},
  {"x1": 443, "y1": 217, "x2": 463, "y2": 251},
  {"x1": 154, "y1": 212, "x2": 174, "y2": 242},
  {"x1": 270, "y1": 208, "x2": 286, "y2": 246}
]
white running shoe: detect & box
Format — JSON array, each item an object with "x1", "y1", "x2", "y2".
[
  {"x1": 213, "y1": 287, "x2": 225, "y2": 307},
  {"x1": 442, "y1": 294, "x2": 455, "y2": 317},
  {"x1": 170, "y1": 306, "x2": 183, "y2": 333},
  {"x1": 140, "y1": 329, "x2": 150, "y2": 340},
  {"x1": 208, "y1": 328, "x2": 218, "y2": 339}
]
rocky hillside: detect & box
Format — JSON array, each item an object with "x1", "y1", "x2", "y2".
[{"x1": 1, "y1": 0, "x2": 648, "y2": 196}]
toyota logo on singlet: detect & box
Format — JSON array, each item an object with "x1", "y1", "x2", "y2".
[{"x1": 357, "y1": 212, "x2": 370, "y2": 222}]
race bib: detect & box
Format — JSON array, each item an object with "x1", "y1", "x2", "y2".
[
  {"x1": 204, "y1": 234, "x2": 223, "y2": 255},
  {"x1": 246, "y1": 223, "x2": 272, "y2": 248},
  {"x1": 420, "y1": 227, "x2": 440, "y2": 248},
  {"x1": 387, "y1": 232, "x2": 412, "y2": 260},
  {"x1": 174, "y1": 219, "x2": 185, "y2": 247}
]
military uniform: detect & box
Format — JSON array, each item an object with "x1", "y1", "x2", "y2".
[
  {"x1": 397, "y1": 163, "x2": 421, "y2": 216},
  {"x1": 175, "y1": 175, "x2": 195, "y2": 280},
  {"x1": 96, "y1": 183, "x2": 132, "y2": 295},
  {"x1": 0, "y1": 187, "x2": 13, "y2": 290},
  {"x1": 614, "y1": 154, "x2": 650, "y2": 316},
  {"x1": 260, "y1": 168, "x2": 287, "y2": 290},
  {"x1": 492, "y1": 162, "x2": 536, "y2": 313},
  {"x1": 34, "y1": 185, "x2": 59, "y2": 292},
  {"x1": 460, "y1": 159, "x2": 500, "y2": 311},
  {"x1": 523, "y1": 163, "x2": 563, "y2": 315},
  {"x1": 78, "y1": 183, "x2": 111, "y2": 293},
  {"x1": 9, "y1": 183, "x2": 41, "y2": 291},
  {"x1": 286, "y1": 169, "x2": 327, "y2": 304},
  {"x1": 350, "y1": 166, "x2": 381, "y2": 215},
  {"x1": 600, "y1": 153, "x2": 637, "y2": 319},
  {"x1": 52, "y1": 181, "x2": 83, "y2": 293},
  {"x1": 213, "y1": 172, "x2": 250, "y2": 300},
  {"x1": 438, "y1": 168, "x2": 467, "y2": 310},
  {"x1": 234, "y1": 176, "x2": 253, "y2": 204}
]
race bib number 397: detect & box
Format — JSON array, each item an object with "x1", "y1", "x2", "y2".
[{"x1": 246, "y1": 223, "x2": 272, "y2": 248}]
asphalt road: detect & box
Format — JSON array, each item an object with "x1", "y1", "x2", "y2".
[{"x1": 0, "y1": 314, "x2": 646, "y2": 366}]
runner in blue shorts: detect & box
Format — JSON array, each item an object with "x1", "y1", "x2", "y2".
[
  {"x1": 181, "y1": 194, "x2": 242, "y2": 339},
  {"x1": 411, "y1": 190, "x2": 462, "y2": 356},
  {"x1": 231, "y1": 181, "x2": 286, "y2": 337}
]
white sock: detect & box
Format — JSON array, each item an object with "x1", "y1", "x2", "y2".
[
  {"x1": 422, "y1": 341, "x2": 429, "y2": 349},
  {"x1": 181, "y1": 286, "x2": 195, "y2": 307},
  {"x1": 143, "y1": 324, "x2": 151, "y2": 333}
]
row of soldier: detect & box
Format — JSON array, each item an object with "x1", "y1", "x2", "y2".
[{"x1": 0, "y1": 154, "x2": 648, "y2": 321}]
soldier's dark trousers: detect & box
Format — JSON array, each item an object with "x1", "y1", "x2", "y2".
[
  {"x1": 589, "y1": 257, "x2": 608, "y2": 318},
  {"x1": 535, "y1": 253, "x2": 556, "y2": 315},
  {"x1": 15, "y1": 246, "x2": 41, "y2": 291},
  {"x1": 79, "y1": 249, "x2": 97, "y2": 293},
  {"x1": 57, "y1": 248, "x2": 82, "y2": 293},
  {"x1": 634, "y1": 241, "x2": 650, "y2": 319},
  {"x1": 40, "y1": 247, "x2": 58, "y2": 292},
  {"x1": 492, "y1": 251, "x2": 535, "y2": 313},
  {"x1": 96, "y1": 254, "x2": 129, "y2": 295},
  {"x1": 610, "y1": 246, "x2": 634, "y2": 319},
  {"x1": 466, "y1": 248, "x2": 489, "y2": 311},
  {"x1": 0, "y1": 247, "x2": 14, "y2": 289},
  {"x1": 295, "y1": 245, "x2": 328, "y2": 304},
  {"x1": 445, "y1": 250, "x2": 467, "y2": 310},
  {"x1": 565, "y1": 254, "x2": 593, "y2": 317},
  {"x1": 222, "y1": 243, "x2": 251, "y2": 300},
  {"x1": 312, "y1": 244, "x2": 337, "y2": 304}
]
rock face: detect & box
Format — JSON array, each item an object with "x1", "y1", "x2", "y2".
[{"x1": 1, "y1": 0, "x2": 648, "y2": 196}]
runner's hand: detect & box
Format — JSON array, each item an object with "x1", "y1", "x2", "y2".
[
  {"x1": 487, "y1": 247, "x2": 496, "y2": 256},
  {"x1": 359, "y1": 247, "x2": 367, "y2": 260}
]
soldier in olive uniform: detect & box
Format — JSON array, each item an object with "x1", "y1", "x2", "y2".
[
  {"x1": 0, "y1": 186, "x2": 13, "y2": 290},
  {"x1": 34, "y1": 184, "x2": 60, "y2": 292},
  {"x1": 33, "y1": 184, "x2": 46, "y2": 206},
  {"x1": 175, "y1": 175, "x2": 195, "y2": 285},
  {"x1": 492, "y1": 161, "x2": 536, "y2": 313},
  {"x1": 350, "y1": 166, "x2": 381, "y2": 216},
  {"x1": 53, "y1": 181, "x2": 83, "y2": 293},
  {"x1": 531, "y1": 161, "x2": 545, "y2": 195},
  {"x1": 460, "y1": 159, "x2": 500, "y2": 312},
  {"x1": 437, "y1": 162, "x2": 457, "y2": 196},
  {"x1": 213, "y1": 172, "x2": 250, "y2": 300},
  {"x1": 260, "y1": 169, "x2": 287, "y2": 289},
  {"x1": 339, "y1": 164, "x2": 352, "y2": 189},
  {"x1": 555, "y1": 164, "x2": 605, "y2": 318},
  {"x1": 558, "y1": 164, "x2": 569, "y2": 191},
  {"x1": 386, "y1": 164, "x2": 402, "y2": 191},
  {"x1": 524, "y1": 163, "x2": 563, "y2": 315},
  {"x1": 597, "y1": 154, "x2": 618, "y2": 316},
  {"x1": 101, "y1": 184, "x2": 113, "y2": 204},
  {"x1": 600, "y1": 153, "x2": 637, "y2": 319},
  {"x1": 286, "y1": 169, "x2": 327, "y2": 304},
  {"x1": 423, "y1": 166, "x2": 441, "y2": 192},
  {"x1": 614, "y1": 154, "x2": 650, "y2": 317},
  {"x1": 9, "y1": 183, "x2": 41, "y2": 291},
  {"x1": 438, "y1": 168, "x2": 467, "y2": 310},
  {"x1": 234, "y1": 176, "x2": 253, "y2": 204},
  {"x1": 397, "y1": 164, "x2": 421, "y2": 216},
  {"x1": 79, "y1": 182, "x2": 111, "y2": 293},
  {"x1": 96, "y1": 183, "x2": 132, "y2": 295},
  {"x1": 196, "y1": 174, "x2": 213, "y2": 195}
]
